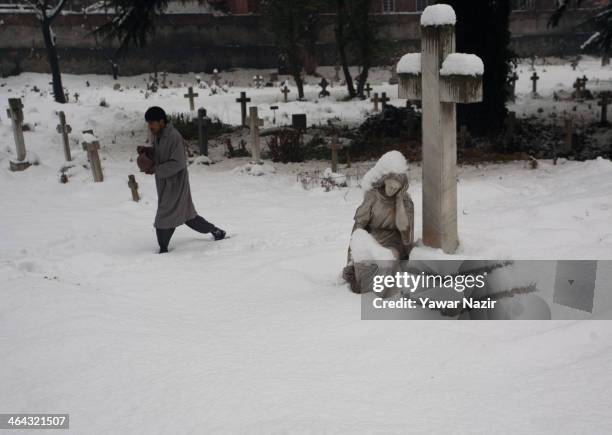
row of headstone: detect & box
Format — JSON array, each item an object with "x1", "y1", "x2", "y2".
[{"x1": 5, "y1": 97, "x2": 106, "y2": 183}]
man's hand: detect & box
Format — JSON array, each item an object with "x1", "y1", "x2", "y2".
[{"x1": 137, "y1": 145, "x2": 150, "y2": 155}]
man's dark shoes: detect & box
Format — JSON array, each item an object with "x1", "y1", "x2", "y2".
[{"x1": 211, "y1": 228, "x2": 226, "y2": 241}]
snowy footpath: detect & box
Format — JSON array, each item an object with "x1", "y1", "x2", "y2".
[{"x1": 1, "y1": 60, "x2": 612, "y2": 433}]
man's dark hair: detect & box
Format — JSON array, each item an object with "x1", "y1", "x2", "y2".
[{"x1": 145, "y1": 106, "x2": 167, "y2": 123}]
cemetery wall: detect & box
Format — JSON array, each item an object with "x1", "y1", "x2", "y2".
[{"x1": 0, "y1": 9, "x2": 595, "y2": 77}]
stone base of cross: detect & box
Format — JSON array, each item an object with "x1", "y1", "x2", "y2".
[{"x1": 397, "y1": 4, "x2": 484, "y2": 254}]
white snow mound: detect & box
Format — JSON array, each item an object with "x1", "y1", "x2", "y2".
[
  {"x1": 397, "y1": 53, "x2": 421, "y2": 75},
  {"x1": 350, "y1": 229, "x2": 396, "y2": 262},
  {"x1": 421, "y1": 4, "x2": 456, "y2": 27},
  {"x1": 361, "y1": 150, "x2": 408, "y2": 191},
  {"x1": 440, "y1": 53, "x2": 484, "y2": 76}
]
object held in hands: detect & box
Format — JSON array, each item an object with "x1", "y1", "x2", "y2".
[{"x1": 137, "y1": 146, "x2": 155, "y2": 174}]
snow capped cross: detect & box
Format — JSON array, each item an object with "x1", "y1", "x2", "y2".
[{"x1": 396, "y1": 4, "x2": 484, "y2": 254}]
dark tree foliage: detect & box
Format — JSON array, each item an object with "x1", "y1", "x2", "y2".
[
  {"x1": 95, "y1": 0, "x2": 171, "y2": 53},
  {"x1": 550, "y1": 0, "x2": 612, "y2": 57},
  {"x1": 260, "y1": 0, "x2": 322, "y2": 100},
  {"x1": 445, "y1": 0, "x2": 513, "y2": 137}
]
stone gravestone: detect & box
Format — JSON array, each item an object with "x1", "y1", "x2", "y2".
[
  {"x1": 184, "y1": 86, "x2": 198, "y2": 111},
  {"x1": 370, "y1": 93, "x2": 380, "y2": 112},
  {"x1": 269, "y1": 72, "x2": 279, "y2": 84},
  {"x1": 318, "y1": 78, "x2": 330, "y2": 97},
  {"x1": 128, "y1": 174, "x2": 140, "y2": 202},
  {"x1": 196, "y1": 107, "x2": 209, "y2": 156},
  {"x1": 161, "y1": 72, "x2": 168, "y2": 88},
  {"x1": 56, "y1": 111, "x2": 72, "y2": 162},
  {"x1": 530, "y1": 71, "x2": 540, "y2": 96},
  {"x1": 281, "y1": 85, "x2": 291, "y2": 103},
  {"x1": 380, "y1": 92, "x2": 390, "y2": 110},
  {"x1": 253, "y1": 75, "x2": 264, "y2": 88},
  {"x1": 270, "y1": 105, "x2": 279, "y2": 124},
  {"x1": 247, "y1": 106, "x2": 264, "y2": 163},
  {"x1": 364, "y1": 83, "x2": 373, "y2": 98},
  {"x1": 235, "y1": 91, "x2": 251, "y2": 127},
  {"x1": 292, "y1": 114, "x2": 307, "y2": 131},
  {"x1": 598, "y1": 92, "x2": 610, "y2": 126},
  {"x1": 6, "y1": 98, "x2": 30, "y2": 171},
  {"x1": 82, "y1": 135, "x2": 104, "y2": 182},
  {"x1": 397, "y1": 4, "x2": 484, "y2": 253}
]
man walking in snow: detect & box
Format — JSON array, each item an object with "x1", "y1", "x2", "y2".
[{"x1": 137, "y1": 106, "x2": 226, "y2": 253}]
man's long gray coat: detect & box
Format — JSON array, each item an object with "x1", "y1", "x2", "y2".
[{"x1": 153, "y1": 124, "x2": 197, "y2": 229}]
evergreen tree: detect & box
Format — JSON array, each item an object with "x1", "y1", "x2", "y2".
[
  {"x1": 550, "y1": 0, "x2": 612, "y2": 59},
  {"x1": 444, "y1": 0, "x2": 513, "y2": 137}
]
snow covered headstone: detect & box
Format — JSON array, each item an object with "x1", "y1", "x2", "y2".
[
  {"x1": 395, "y1": 4, "x2": 483, "y2": 254},
  {"x1": 6, "y1": 98, "x2": 30, "y2": 172},
  {"x1": 82, "y1": 133, "x2": 104, "y2": 183}
]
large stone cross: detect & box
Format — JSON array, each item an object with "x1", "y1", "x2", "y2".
[
  {"x1": 6, "y1": 98, "x2": 30, "y2": 171},
  {"x1": 184, "y1": 86, "x2": 199, "y2": 111},
  {"x1": 56, "y1": 111, "x2": 72, "y2": 162},
  {"x1": 236, "y1": 91, "x2": 251, "y2": 127},
  {"x1": 246, "y1": 106, "x2": 264, "y2": 164},
  {"x1": 397, "y1": 4, "x2": 483, "y2": 253}
]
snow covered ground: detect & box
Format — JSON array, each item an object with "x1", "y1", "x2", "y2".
[{"x1": 1, "y1": 58, "x2": 612, "y2": 433}]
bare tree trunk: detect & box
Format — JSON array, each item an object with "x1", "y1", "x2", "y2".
[
  {"x1": 335, "y1": 0, "x2": 356, "y2": 98},
  {"x1": 41, "y1": 19, "x2": 66, "y2": 104}
]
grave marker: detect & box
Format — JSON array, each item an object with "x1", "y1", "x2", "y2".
[
  {"x1": 6, "y1": 98, "x2": 30, "y2": 171},
  {"x1": 281, "y1": 85, "x2": 291, "y2": 103},
  {"x1": 380, "y1": 92, "x2": 390, "y2": 110},
  {"x1": 318, "y1": 78, "x2": 330, "y2": 97},
  {"x1": 83, "y1": 138, "x2": 104, "y2": 182},
  {"x1": 331, "y1": 137, "x2": 338, "y2": 173},
  {"x1": 530, "y1": 72, "x2": 540, "y2": 96},
  {"x1": 184, "y1": 86, "x2": 198, "y2": 111},
  {"x1": 128, "y1": 174, "x2": 140, "y2": 202},
  {"x1": 56, "y1": 111, "x2": 72, "y2": 162},
  {"x1": 236, "y1": 92, "x2": 251, "y2": 127},
  {"x1": 364, "y1": 83, "x2": 373, "y2": 98},
  {"x1": 370, "y1": 93, "x2": 380, "y2": 112},
  {"x1": 196, "y1": 107, "x2": 209, "y2": 156},
  {"x1": 270, "y1": 105, "x2": 279, "y2": 124},
  {"x1": 334, "y1": 64, "x2": 341, "y2": 82},
  {"x1": 253, "y1": 75, "x2": 264, "y2": 88},
  {"x1": 247, "y1": 106, "x2": 264, "y2": 163},
  {"x1": 599, "y1": 92, "x2": 610, "y2": 125},
  {"x1": 397, "y1": 4, "x2": 484, "y2": 253},
  {"x1": 292, "y1": 114, "x2": 307, "y2": 130}
]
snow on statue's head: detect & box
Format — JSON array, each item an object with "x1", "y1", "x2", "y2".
[{"x1": 361, "y1": 151, "x2": 409, "y2": 195}]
